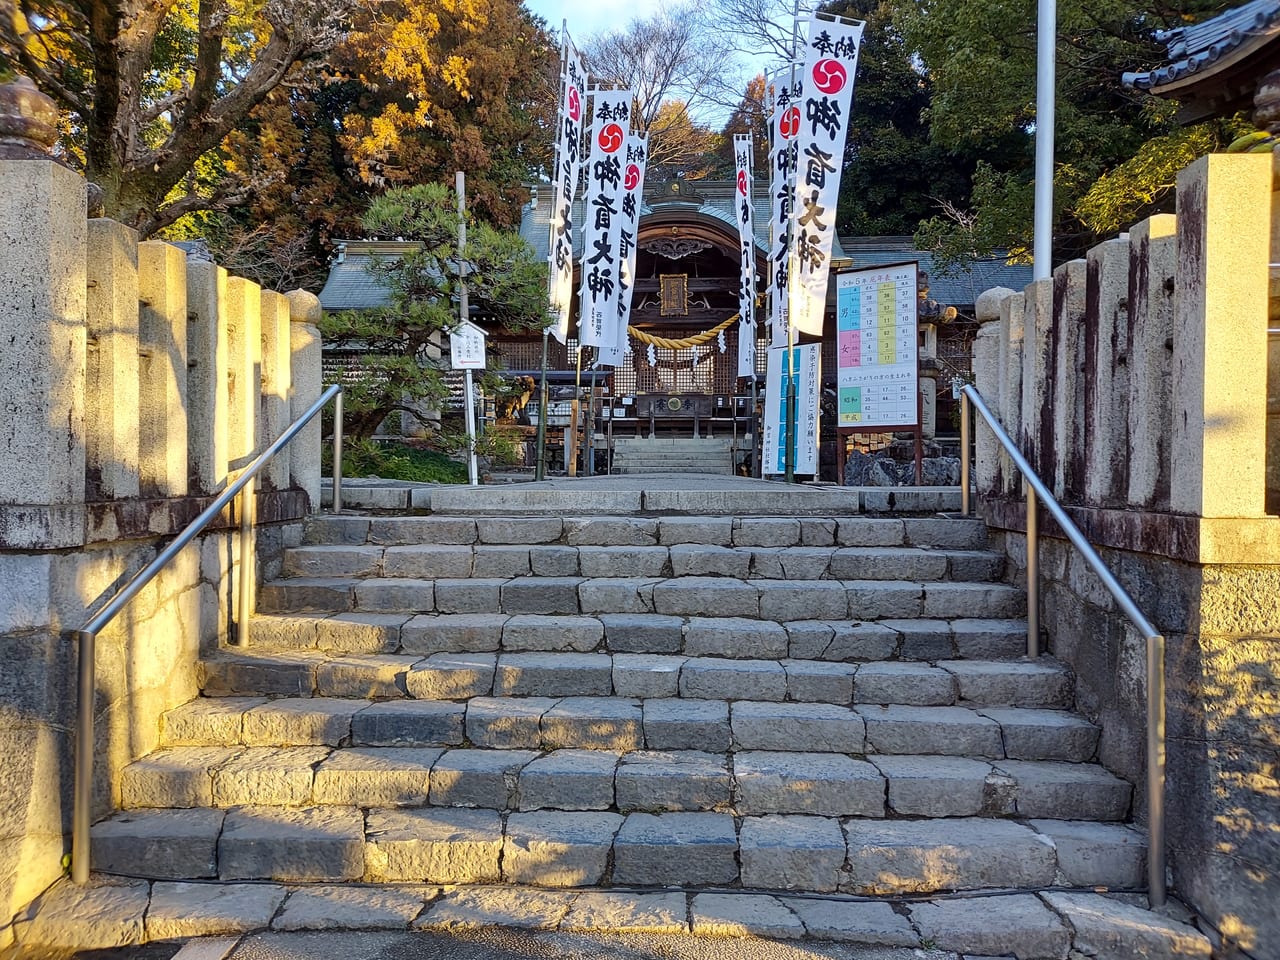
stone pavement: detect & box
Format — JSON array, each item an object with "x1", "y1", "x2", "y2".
[{"x1": 8, "y1": 879, "x2": 1213, "y2": 960}]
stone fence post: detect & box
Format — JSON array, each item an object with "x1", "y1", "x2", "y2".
[{"x1": 287, "y1": 290, "x2": 323, "y2": 509}]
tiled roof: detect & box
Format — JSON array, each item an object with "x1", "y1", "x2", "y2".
[
  {"x1": 836, "y1": 236, "x2": 1033, "y2": 310},
  {"x1": 317, "y1": 242, "x2": 421, "y2": 312},
  {"x1": 1122, "y1": 0, "x2": 1280, "y2": 91}
]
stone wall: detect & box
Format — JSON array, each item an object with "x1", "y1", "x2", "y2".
[
  {"x1": 0, "y1": 136, "x2": 324, "y2": 937},
  {"x1": 972, "y1": 154, "x2": 1279, "y2": 957}
]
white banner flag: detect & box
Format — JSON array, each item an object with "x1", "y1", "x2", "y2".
[
  {"x1": 547, "y1": 38, "x2": 587, "y2": 344},
  {"x1": 789, "y1": 14, "x2": 863, "y2": 338},
  {"x1": 768, "y1": 69, "x2": 801, "y2": 348},
  {"x1": 578, "y1": 89, "x2": 632, "y2": 350},
  {"x1": 599, "y1": 133, "x2": 648, "y2": 368},
  {"x1": 733, "y1": 133, "x2": 757, "y2": 379}
]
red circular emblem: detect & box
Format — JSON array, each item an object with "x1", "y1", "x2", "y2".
[
  {"x1": 624, "y1": 164, "x2": 640, "y2": 190},
  {"x1": 598, "y1": 122, "x2": 625, "y2": 153},
  {"x1": 567, "y1": 87, "x2": 581, "y2": 122},
  {"x1": 812, "y1": 59, "x2": 847, "y2": 95},
  {"x1": 779, "y1": 106, "x2": 801, "y2": 140},
  {"x1": 737, "y1": 170, "x2": 748, "y2": 196}
]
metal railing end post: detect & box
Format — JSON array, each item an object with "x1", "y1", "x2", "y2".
[
  {"x1": 72, "y1": 628, "x2": 96, "y2": 884},
  {"x1": 332, "y1": 388, "x2": 344, "y2": 513},
  {"x1": 960, "y1": 389, "x2": 971, "y2": 516},
  {"x1": 1026, "y1": 483, "x2": 1040, "y2": 658},
  {"x1": 1148, "y1": 631, "x2": 1167, "y2": 907}
]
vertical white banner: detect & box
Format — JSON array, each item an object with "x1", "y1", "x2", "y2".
[
  {"x1": 762, "y1": 343, "x2": 821, "y2": 475},
  {"x1": 547, "y1": 38, "x2": 586, "y2": 344},
  {"x1": 733, "y1": 133, "x2": 757, "y2": 379},
  {"x1": 599, "y1": 133, "x2": 648, "y2": 368},
  {"x1": 789, "y1": 14, "x2": 863, "y2": 338},
  {"x1": 768, "y1": 69, "x2": 802, "y2": 348},
  {"x1": 578, "y1": 89, "x2": 632, "y2": 350}
]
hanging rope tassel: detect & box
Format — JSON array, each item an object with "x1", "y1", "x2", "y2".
[{"x1": 627, "y1": 314, "x2": 740, "y2": 350}]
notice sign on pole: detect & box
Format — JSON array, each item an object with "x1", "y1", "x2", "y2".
[
  {"x1": 835, "y1": 262, "x2": 918, "y2": 429},
  {"x1": 450, "y1": 320, "x2": 487, "y2": 370},
  {"x1": 762, "y1": 343, "x2": 820, "y2": 475}
]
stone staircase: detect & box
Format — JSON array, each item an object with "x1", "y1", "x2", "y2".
[
  {"x1": 608, "y1": 436, "x2": 735, "y2": 474},
  {"x1": 90, "y1": 502, "x2": 1148, "y2": 901}
]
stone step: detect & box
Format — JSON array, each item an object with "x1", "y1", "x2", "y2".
[
  {"x1": 22, "y1": 882, "x2": 1211, "y2": 958},
  {"x1": 197, "y1": 647, "x2": 1073, "y2": 709},
  {"x1": 161, "y1": 691, "x2": 1103, "y2": 767},
  {"x1": 303, "y1": 514, "x2": 989, "y2": 549},
  {"x1": 88, "y1": 806, "x2": 1145, "y2": 893},
  {"x1": 257, "y1": 577, "x2": 1024, "y2": 630},
  {"x1": 275, "y1": 543, "x2": 1004, "y2": 585}
]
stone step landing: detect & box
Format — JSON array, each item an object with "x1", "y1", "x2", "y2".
[
  {"x1": 121, "y1": 741, "x2": 1127, "y2": 820},
  {"x1": 198, "y1": 649, "x2": 1075, "y2": 711},
  {"x1": 90, "y1": 806, "x2": 1145, "y2": 894},
  {"x1": 19, "y1": 880, "x2": 1212, "y2": 958}
]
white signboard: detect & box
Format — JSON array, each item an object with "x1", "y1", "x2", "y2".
[
  {"x1": 790, "y1": 14, "x2": 863, "y2": 338},
  {"x1": 835, "y1": 262, "x2": 918, "y2": 428},
  {"x1": 762, "y1": 343, "x2": 820, "y2": 475},
  {"x1": 578, "y1": 88, "x2": 632, "y2": 349},
  {"x1": 449, "y1": 320, "x2": 488, "y2": 370},
  {"x1": 733, "y1": 133, "x2": 757, "y2": 379},
  {"x1": 548, "y1": 38, "x2": 587, "y2": 344}
]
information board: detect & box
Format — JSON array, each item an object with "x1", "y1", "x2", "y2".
[
  {"x1": 449, "y1": 320, "x2": 487, "y2": 370},
  {"x1": 762, "y1": 343, "x2": 820, "y2": 475},
  {"x1": 835, "y1": 262, "x2": 918, "y2": 429}
]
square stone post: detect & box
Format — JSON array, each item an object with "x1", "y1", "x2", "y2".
[
  {"x1": 1050, "y1": 259, "x2": 1087, "y2": 501},
  {"x1": 85, "y1": 220, "x2": 141, "y2": 501},
  {"x1": 1020, "y1": 277, "x2": 1054, "y2": 484},
  {"x1": 1125, "y1": 215, "x2": 1177, "y2": 510},
  {"x1": 999, "y1": 292, "x2": 1026, "y2": 498},
  {"x1": 225, "y1": 277, "x2": 262, "y2": 464},
  {"x1": 137, "y1": 241, "x2": 189, "y2": 497},
  {"x1": 1170, "y1": 155, "x2": 1272, "y2": 517},
  {"x1": 0, "y1": 158, "x2": 87, "y2": 548},
  {"x1": 286, "y1": 290, "x2": 323, "y2": 510},
  {"x1": 186, "y1": 261, "x2": 230, "y2": 495},
  {"x1": 259, "y1": 290, "x2": 292, "y2": 490},
  {"x1": 972, "y1": 289, "x2": 1005, "y2": 497},
  {"x1": 1083, "y1": 237, "x2": 1132, "y2": 507}
]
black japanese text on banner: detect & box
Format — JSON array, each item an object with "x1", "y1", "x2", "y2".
[
  {"x1": 768, "y1": 69, "x2": 801, "y2": 348},
  {"x1": 548, "y1": 38, "x2": 586, "y2": 344},
  {"x1": 789, "y1": 15, "x2": 863, "y2": 338},
  {"x1": 599, "y1": 133, "x2": 648, "y2": 368},
  {"x1": 734, "y1": 133, "x2": 757, "y2": 379},
  {"x1": 578, "y1": 88, "x2": 632, "y2": 351}
]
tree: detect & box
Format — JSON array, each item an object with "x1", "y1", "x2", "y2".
[
  {"x1": 320, "y1": 183, "x2": 550, "y2": 441},
  {"x1": 0, "y1": 0, "x2": 355, "y2": 235}
]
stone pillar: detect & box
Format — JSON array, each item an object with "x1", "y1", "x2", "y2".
[
  {"x1": 1020, "y1": 278, "x2": 1054, "y2": 483},
  {"x1": 1082, "y1": 236, "x2": 1132, "y2": 508},
  {"x1": 186, "y1": 261, "x2": 230, "y2": 495},
  {"x1": 137, "y1": 241, "x2": 189, "y2": 497},
  {"x1": 972, "y1": 288, "x2": 1005, "y2": 497},
  {"x1": 1125, "y1": 214, "x2": 1177, "y2": 510},
  {"x1": 999, "y1": 292, "x2": 1026, "y2": 497},
  {"x1": 85, "y1": 220, "x2": 141, "y2": 501},
  {"x1": 259, "y1": 290, "x2": 292, "y2": 490},
  {"x1": 0, "y1": 78, "x2": 87, "y2": 548},
  {"x1": 286, "y1": 289, "x2": 323, "y2": 509},
  {"x1": 1170, "y1": 155, "x2": 1272, "y2": 518},
  {"x1": 1050, "y1": 259, "x2": 1087, "y2": 501},
  {"x1": 225, "y1": 277, "x2": 262, "y2": 465}
]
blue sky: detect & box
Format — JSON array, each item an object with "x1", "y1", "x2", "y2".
[{"x1": 523, "y1": 0, "x2": 668, "y2": 42}]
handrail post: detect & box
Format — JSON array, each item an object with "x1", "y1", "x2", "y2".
[
  {"x1": 332, "y1": 389, "x2": 344, "y2": 513},
  {"x1": 1148, "y1": 632, "x2": 1167, "y2": 906},
  {"x1": 1026, "y1": 482, "x2": 1039, "y2": 658},
  {"x1": 237, "y1": 474, "x2": 256, "y2": 646},
  {"x1": 960, "y1": 389, "x2": 971, "y2": 515},
  {"x1": 71, "y1": 629, "x2": 95, "y2": 885}
]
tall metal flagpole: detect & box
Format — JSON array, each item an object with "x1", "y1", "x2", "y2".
[
  {"x1": 457, "y1": 171, "x2": 479, "y2": 486},
  {"x1": 1033, "y1": 0, "x2": 1055, "y2": 279}
]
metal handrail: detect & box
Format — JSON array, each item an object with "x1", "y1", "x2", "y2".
[
  {"x1": 958, "y1": 383, "x2": 1166, "y2": 908},
  {"x1": 71, "y1": 383, "x2": 345, "y2": 884}
]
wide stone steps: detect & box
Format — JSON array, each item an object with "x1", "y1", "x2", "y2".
[
  {"x1": 90, "y1": 805, "x2": 1146, "y2": 892},
  {"x1": 198, "y1": 647, "x2": 1073, "y2": 708},
  {"x1": 120, "y1": 734, "x2": 1126, "y2": 819},
  {"x1": 302, "y1": 514, "x2": 989, "y2": 549}
]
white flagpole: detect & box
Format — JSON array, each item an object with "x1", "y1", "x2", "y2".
[{"x1": 1033, "y1": 0, "x2": 1055, "y2": 280}]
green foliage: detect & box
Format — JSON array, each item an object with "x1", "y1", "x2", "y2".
[
  {"x1": 327, "y1": 439, "x2": 468, "y2": 484},
  {"x1": 321, "y1": 184, "x2": 550, "y2": 443}
]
